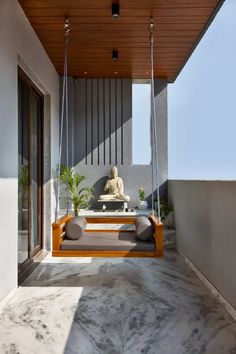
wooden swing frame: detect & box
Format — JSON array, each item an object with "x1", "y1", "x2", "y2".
[{"x1": 52, "y1": 215, "x2": 164, "y2": 258}]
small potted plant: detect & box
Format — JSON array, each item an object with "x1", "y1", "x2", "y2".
[
  {"x1": 155, "y1": 198, "x2": 174, "y2": 228},
  {"x1": 59, "y1": 164, "x2": 94, "y2": 216},
  {"x1": 137, "y1": 187, "x2": 148, "y2": 210}
]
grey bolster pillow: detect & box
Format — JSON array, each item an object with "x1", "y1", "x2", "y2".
[
  {"x1": 65, "y1": 216, "x2": 87, "y2": 240},
  {"x1": 135, "y1": 216, "x2": 154, "y2": 241}
]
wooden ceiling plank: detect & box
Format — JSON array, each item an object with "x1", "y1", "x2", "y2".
[
  {"x1": 22, "y1": 8, "x2": 215, "y2": 18},
  {"x1": 28, "y1": 16, "x2": 209, "y2": 25},
  {"x1": 19, "y1": 0, "x2": 218, "y2": 9},
  {"x1": 34, "y1": 30, "x2": 200, "y2": 38},
  {"x1": 38, "y1": 38, "x2": 198, "y2": 46},
  {"x1": 31, "y1": 22, "x2": 206, "y2": 31}
]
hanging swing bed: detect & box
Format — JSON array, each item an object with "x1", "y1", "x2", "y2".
[{"x1": 52, "y1": 18, "x2": 164, "y2": 258}]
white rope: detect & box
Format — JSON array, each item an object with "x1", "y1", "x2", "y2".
[
  {"x1": 55, "y1": 18, "x2": 70, "y2": 222},
  {"x1": 65, "y1": 35, "x2": 69, "y2": 215},
  {"x1": 149, "y1": 18, "x2": 161, "y2": 222},
  {"x1": 150, "y1": 91, "x2": 155, "y2": 213}
]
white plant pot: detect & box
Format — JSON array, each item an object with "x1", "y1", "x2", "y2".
[{"x1": 137, "y1": 200, "x2": 148, "y2": 210}]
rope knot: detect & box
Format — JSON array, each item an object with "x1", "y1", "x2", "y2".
[
  {"x1": 64, "y1": 18, "x2": 70, "y2": 38},
  {"x1": 149, "y1": 18, "x2": 154, "y2": 34}
]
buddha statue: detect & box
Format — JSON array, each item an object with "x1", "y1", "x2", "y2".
[{"x1": 99, "y1": 166, "x2": 130, "y2": 202}]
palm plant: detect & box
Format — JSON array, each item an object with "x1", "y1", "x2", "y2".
[
  {"x1": 59, "y1": 164, "x2": 94, "y2": 216},
  {"x1": 19, "y1": 164, "x2": 29, "y2": 206}
]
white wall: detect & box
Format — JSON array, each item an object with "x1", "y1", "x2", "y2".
[{"x1": 0, "y1": 0, "x2": 59, "y2": 303}]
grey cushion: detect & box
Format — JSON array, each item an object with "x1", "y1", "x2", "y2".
[
  {"x1": 135, "y1": 216, "x2": 154, "y2": 241},
  {"x1": 65, "y1": 216, "x2": 87, "y2": 240},
  {"x1": 61, "y1": 231, "x2": 155, "y2": 252}
]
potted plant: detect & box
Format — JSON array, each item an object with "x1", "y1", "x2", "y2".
[
  {"x1": 155, "y1": 198, "x2": 174, "y2": 228},
  {"x1": 59, "y1": 164, "x2": 94, "y2": 216},
  {"x1": 137, "y1": 187, "x2": 148, "y2": 210}
]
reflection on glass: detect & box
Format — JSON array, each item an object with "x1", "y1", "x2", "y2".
[
  {"x1": 31, "y1": 94, "x2": 39, "y2": 251},
  {"x1": 18, "y1": 74, "x2": 42, "y2": 268},
  {"x1": 18, "y1": 80, "x2": 29, "y2": 265},
  {"x1": 18, "y1": 164, "x2": 29, "y2": 263}
]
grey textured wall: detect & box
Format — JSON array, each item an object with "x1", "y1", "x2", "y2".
[
  {"x1": 168, "y1": 180, "x2": 236, "y2": 309},
  {"x1": 61, "y1": 78, "x2": 168, "y2": 209}
]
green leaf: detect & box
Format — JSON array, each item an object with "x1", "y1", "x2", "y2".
[{"x1": 57, "y1": 164, "x2": 94, "y2": 215}]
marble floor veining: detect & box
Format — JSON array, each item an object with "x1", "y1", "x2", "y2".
[{"x1": 0, "y1": 251, "x2": 236, "y2": 354}]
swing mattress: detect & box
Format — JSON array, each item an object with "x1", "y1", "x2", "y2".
[{"x1": 61, "y1": 231, "x2": 155, "y2": 252}]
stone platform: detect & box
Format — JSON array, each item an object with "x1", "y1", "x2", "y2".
[
  {"x1": 59, "y1": 209, "x2": 154, "y2": 218},
  {"x1": 77, "y1": 209, "x2": 153, "y2": 217}
]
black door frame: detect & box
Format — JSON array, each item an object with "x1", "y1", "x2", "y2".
[{"x1": 18, "y1": 67, "x2": 44, "y2": 282}]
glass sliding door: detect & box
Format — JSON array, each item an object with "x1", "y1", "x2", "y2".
[
  {"x1": 18, "y1": 78, "x2": 30, "y2": 265},
  {"x1": 18, "y1": 68, "x2": 43, "y2": 276},
  {"x1": 30, "y1": 91, "x2": 42, "y2": 256}
]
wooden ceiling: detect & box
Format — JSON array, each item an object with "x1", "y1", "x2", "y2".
[{"x1": 19, "y1": 0, "x2": 224, "y2": 82}]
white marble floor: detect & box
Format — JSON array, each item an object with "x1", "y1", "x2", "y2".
[{"x1": 0, "y1": 251, "x2": 236, "y2": 354}]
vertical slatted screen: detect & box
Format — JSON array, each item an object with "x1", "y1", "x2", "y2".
[{"x1": 74, "y1": 78, "x2": 132, "y2": 166}]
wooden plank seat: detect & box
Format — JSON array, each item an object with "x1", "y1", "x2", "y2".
[{"x1": 52, "y1": 215, "x2": 164, "y2": 258}]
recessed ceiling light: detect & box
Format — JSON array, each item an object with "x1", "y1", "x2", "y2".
[
  {"x1": 112, "y1": 50, "x2": 118, "y2": 61},
  {"x1": 112, "y1": 3, "x2": 120, "y2": 17}
]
